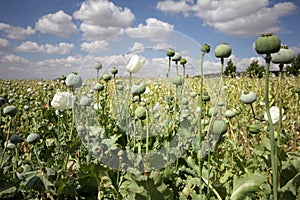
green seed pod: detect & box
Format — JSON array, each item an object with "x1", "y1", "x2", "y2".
[
  {"x1": 225, "y1": 109, "x2": 236, "y2": 118},
  {"x1": 172, "y1": 76, "x2": 184, "y2": 86},
  {"x1": 166, "y1": 48, "x2": 175, "y2": 57},
  {"x1": 135, "y1": 106, "x2": 147, "y2": 120},
  {"x1": 172, "y1": 52, "x2": 182, "y2": 62},
  {"x1": 249, "y1": 124, "x2": 260, "y2": 134},
  {"x1": 271, "y1": 46, "x2": 295, "y2": 64},
  {"x1": 95, "y1": 62, "x2": 102, "y2": 70},
  {"x1": 202, "y1": 95, "x2": 210, "y2": 102},
  {"x1": 65, "y1": 73, "x2": 83, "y2": 88},
  {"x1": 3, "y1": 105, "x2": 18, "y2": 116},
  {"x1": 211, "y1": 119, "x2": 228, "y2": 135},
  {"x1": 93, "y1": 83, "x2": 104, "y2": 91},
  {"x1": 180, "y1": 58, "x2": 187, "y2": 65},
  {"x1": 240, "y1": 91, "x2": 257, "y2": 104},
  {"x1": 111, "y1": 67, "x2": 118, "y2": 75},
  {"x1": 10, "y1": 135, "x2": 22, "y2": 144},
  {"x1": 181, "y1": 98, "x2": 189, "y2": 105},
  {"x1": 201, "y1": 44, "x2": 211, "y2": 53},
  {"x1": 80, "y1": 96, "x2": 92, "y2": 106},
  {"x1": 27, "y1": 133, "x2": 40, "y2": 144},
  {"x1": 214, "y1": 43, "x2": 232, "y2": 58},
  {"x1": 131, "y1": 83, "x2": 146, "y2": 96},
  {"x1": 255, "y1": 33, "x2": 281, "y2": 55},
  {"x1": 207, "y1": 107, "x2": 218, "y2": 117},
  {"x1": 60, "y1": 75, "x2": 66, "y2": 80},
  {"x1": 102, "y1": 73, "x2": 112, "y2": 81}
]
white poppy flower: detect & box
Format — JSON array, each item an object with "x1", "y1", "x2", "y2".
[
  {"x1": 126, "y1": 54, "x2": 146, "y2": 73},
  {"x1": 51, "y1": 92, "x2": 75, "y2": 110},
  {"x1": 264, "y1": 106, "x2": 286, "y2": 124}
]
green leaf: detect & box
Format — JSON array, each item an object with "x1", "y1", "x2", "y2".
[
  {"x1": 280, "y1": 172, "x2": 300, "y2": 196},
  {"x1": 67, "y1": 137, "x2": 81, "y2": 154},
  {"x1": 0, "y1": 185, "x2": 17, "y2": 198},
  {"x1": 231, "y1": 173, "x2": 268, "y2": 200}
]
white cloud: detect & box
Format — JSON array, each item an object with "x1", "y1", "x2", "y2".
[
  {"x1": 35, "y1": 55, "x2": 83, "y2": 68},
  {"x1": 73, "y1": 0, "x2": 135, "y2": 40},
  {"x1": 80, "y1": 40, "x2": 109, "y2": 52},
  {"x1": 0, "y1": 54, "x2": 29, "y2": 63},
  {"x1": 156, "y1": 0, "x2": 194, "y2": 17},
  {"x1": 156, "y1": 0, "x2": 297, "y2": 37},
  {"x1": 290, "y1": 45, "x2": 300, "y2": 55},
  {"x1": 126, "y1": 18, "x2": 174, "y2": 42},
  {"x1": 35, "y1": 10, "x2": 78, "y2": 38},
  {"x1": 0, "y1": 23, "x2": 35, "y2": 39},
  {"x1": 128, "y1": 42, "x2": 145, "y2": 53},
  {"x1": 79, "y1": 23, "x2": 123, "y2": 40},
  {"x1": 15, "y1": 41, "x2": 74, "y2": 54},
  {"x1": 0, "y1": 38, "x2": 9, "y2": 49}
]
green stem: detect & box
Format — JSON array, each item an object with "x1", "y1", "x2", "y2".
[
  {"x1": 198, "y1": 52, "x2": 204, "y2": 197},
  {"x1": 146, "y1": 108, "x2": 149, "y2": 154},
  {"x1": 265, "y1": 54, "x2": 278, "y2": 200},
  {"x1": 0, "y1": 119, "x2": 11, "y2": 167}
]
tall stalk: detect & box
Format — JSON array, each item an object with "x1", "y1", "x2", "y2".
[
  {"x1": 264, "y1": 54, "x2": 278, "y2": 200},
  {"x1": 198, "y1": 52, "x2": 204, "y2": 198}
]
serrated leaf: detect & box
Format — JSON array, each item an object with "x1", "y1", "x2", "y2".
[{"x1": 231, "y1": 173, "x2": 267, "y2": 200}]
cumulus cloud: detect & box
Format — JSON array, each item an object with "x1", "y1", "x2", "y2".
[
  {"x1": 73, "y1": 0, "x2": 135, "y2": 40},
  {"x1": 0, "y1": 54, "x2": 29, "y2": 63},
  {"x1": 35, "y1": 10, "x2": 78, "y2": 38},
  {"x1": 128, "y1": 42, "x2": 145, "y2": 53},
  {"x1": 80, "y1": 40, "x2": 109, "y2": 52},
  {"x1": 290, "y1": 44, "x2": 300, "y2": 55},
  {"x1": 156, "y1": 0, "x2": 297, "y2": 37},
  {"x1": 0, "y1": 38, "x2": 9, "y2": 49},
  {"x1": 15, "y1": 41, "x2": 74, "y2": 54},
  {"x1": 0, "y1": 23, "x2": 35, "y2": 39},
  {"x1": 126, "y1": 18, "x2": 174, "y2": 42}
]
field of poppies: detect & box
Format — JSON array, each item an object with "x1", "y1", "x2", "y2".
[{"x1": 1, "y1": 34, "x2": 300, "y2": 199}]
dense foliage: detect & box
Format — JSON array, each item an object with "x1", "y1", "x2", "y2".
[{"x1": 0, "y1": 71, "x2": 299, "y2": 199}]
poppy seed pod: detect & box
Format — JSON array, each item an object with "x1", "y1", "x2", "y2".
[
  {"x1": 131, "y1": 83, "x2": 146, "y2": 96},
  {"x1": 172, "y1": 76, "x2": 184, "y2": 86},
  {"x1": 214, "y1": 43, "x2": 232, "y2": 58},
  {"x1": 66, "y1": 73, "x2": 83, "y2": 89},
  {"x1": 211, "y1": 119, "x2": 228, "y2": 135},
  {"x1": 3, "y1": 105, "x2": 18, "y2": 116},
  {"x1": 10, "y1": 135, "x2": 22, "y2": 144},
  {"x1": 255, "y1": 33, "x2": 281, "y2": 55},
  {"x1": 27, "y1": 133, "x2": 40, "y2": 144},
  {"x1": 240, "y1": 91, "x2": 257, "y2": 104},
  {"x1": 201, "y1": 44, "x2": 211, "y2": 53},
  {"x1": 111, "y1": 67, "x2": 118, "y2": 75},
  {"x1": 80, "y1": 96, "x2": 93, "y2": 106},
  {"x1": 102, "y1": 73, "x2": 112, "y2": 81},
  {"x1": 93, "y1": 83, "x2": 104, "y2": 91},
  {"x1": 180, "y1": 58, "x2": 187, "y2": 65},
  {"x1": 135, "y1": 106, "x2": 147, "y2": 120},
  {"x1": 166, "y1": 48, "x2": 175, "y2": 57},
  {"x1": 95, "y1": 62, "x2": 102, "y2": 70},
  {"x1": 271, "y1": 46, "x2": 295, "y2": 64},
  {"x1": 249, "y1": 124, "x2": 260, "y2": 134},
  {"x1": 172, "y1": 52, "x2": 182, "y2": 62},
  {"x1": 225, "y1": 109, "x2": 236, "y2": 118}
]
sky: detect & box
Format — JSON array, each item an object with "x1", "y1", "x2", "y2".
[{"x1": 0, "y1": 0, "x2": 299, "y2": 79}]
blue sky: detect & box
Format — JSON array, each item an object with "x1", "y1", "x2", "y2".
[{"x1": 0, "y1": 0, "x2": 299, "y2": 79}]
